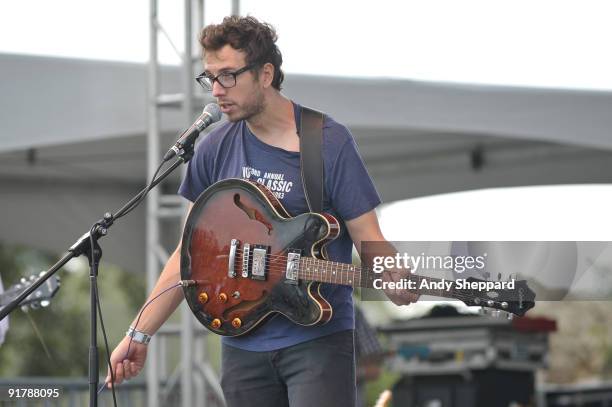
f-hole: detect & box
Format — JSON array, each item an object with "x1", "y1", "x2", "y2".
[{"x1": 233, "y1": 193, "x2": 273, "y2": 235}]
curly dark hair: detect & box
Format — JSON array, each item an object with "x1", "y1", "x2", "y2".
[{"x1": 199, "y1": 16, "x2": 284, "y2": 90}]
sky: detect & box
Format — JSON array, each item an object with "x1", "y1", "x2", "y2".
[{"x1": 0, "y1": 0, "x2": 611, "y2": 90}]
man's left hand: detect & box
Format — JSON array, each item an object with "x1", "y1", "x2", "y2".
[{"x1": 382, "y1": 268, "x2": 420, "y2": 305}]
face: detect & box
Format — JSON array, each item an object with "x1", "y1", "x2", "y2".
[{"x1": 203, "y1": 44, "x2": 265, "y2": 122}]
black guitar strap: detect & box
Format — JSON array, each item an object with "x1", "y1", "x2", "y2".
[{"x1": 298, "y1": 106, "x2": 325, "y2": 213}]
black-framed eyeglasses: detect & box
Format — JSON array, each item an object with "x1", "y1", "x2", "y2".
[{"x1": 195, "y1": 65, "x2": 255, "y2": 91}]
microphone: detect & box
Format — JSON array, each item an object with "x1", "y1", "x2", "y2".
[{"x1": 163, "y1": 103, "x2": 222, "y2": 161}]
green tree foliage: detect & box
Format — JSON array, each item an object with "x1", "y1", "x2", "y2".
[{"x1": 0, "y1": 244, "x2": 145, "y2": 377}]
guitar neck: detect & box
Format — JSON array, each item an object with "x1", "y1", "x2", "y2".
[{"x1": 297, "y1": 257, "x2": 458, "y2": 299}]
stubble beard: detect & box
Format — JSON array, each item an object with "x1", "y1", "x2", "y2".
[{"x1": 227, "y1": 90, "x2": 266, "y2": 123}]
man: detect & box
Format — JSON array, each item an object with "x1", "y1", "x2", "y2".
[{"x1": 107, "y1": 16, "x2": 417, "y2": 407}]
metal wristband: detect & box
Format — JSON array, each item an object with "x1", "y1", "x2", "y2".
[{"x1": 126, "y1": 326, "x2": 152, "y2": 345}]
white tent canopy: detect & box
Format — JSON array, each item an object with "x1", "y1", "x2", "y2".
[{"x1": 2, "y1": 53, "x2": 612, "y2": 153}]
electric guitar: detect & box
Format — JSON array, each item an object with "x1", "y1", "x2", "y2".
[
  {"x1": 181, "y1": 178, "x2": 535, "y2": 337},
  {"x1": 0, "y1": 272, "x2": 60, "y2": 310}
]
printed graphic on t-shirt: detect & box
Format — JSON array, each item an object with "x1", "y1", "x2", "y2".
[{"x1": 241, "y1": 166, "x2": 294, "y2": 199}]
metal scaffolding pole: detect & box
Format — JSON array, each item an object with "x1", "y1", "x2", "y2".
[
  {"x1": 146, "y1": 1, "x2": 161, "y2": 406},
  {"x1": 180, "y1": 1, "x2": 195, "y2": 407},
  {"x1": 148, "y1": 1, "x2": 238, "y2": 405}
]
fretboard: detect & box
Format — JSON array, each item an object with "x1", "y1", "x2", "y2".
[{"x1": 297, "y1": 257, "x2": 460, "y2": 299}]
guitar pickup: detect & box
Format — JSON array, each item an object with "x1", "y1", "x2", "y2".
[
  {"x1": 251, "y1": 245, "x2": 269, "y2": 281},
  {"x1": 285, "y1": 250, "x2": 301, "y2": 285}
]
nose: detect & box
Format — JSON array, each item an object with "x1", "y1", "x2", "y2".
[{"x1": 211, "y1": 80, "x2": 226, "y2": 98}]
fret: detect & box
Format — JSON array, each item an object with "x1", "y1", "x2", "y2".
[
  {"x1": 345, "y1": 263, "x2": 349, "y2": 285},
  {"x1": 346, "y1": 264, "x2": 350, "y2": 286},
  {"x1": 309, "y1": 259, "x2": 313, "y2": 280},
  {"x1": 311, "y1": 258, "x2": 316, "y2": 281}
]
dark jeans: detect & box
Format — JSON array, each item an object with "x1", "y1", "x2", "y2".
[{"x1": 220, "y1": 329, "x2": 356, "y2": 407}]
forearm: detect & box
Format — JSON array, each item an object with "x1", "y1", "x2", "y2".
[{"x1": 129, "y1": 247, "x2": 184, "y2": 334}]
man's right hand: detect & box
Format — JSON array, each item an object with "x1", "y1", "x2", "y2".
[{"x1": 105, "y1": 335, "x2": 148, "y2": 388}]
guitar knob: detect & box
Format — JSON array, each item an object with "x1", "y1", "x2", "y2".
[
  {"x1": 218, "y1": 293, "x2": 228, "y2": 303},
  {"x1": 487, "y1": 300, "x2": 494, "y2": 307},
  {"x1": 506, "y1": 312, "x2": 514, "y2": 321},
  {"x1": 232, "y1": 318, "x2": 242, "y2": 328},
  {"x1": 211, "y1": 319, "x2": 222, "y2": 329},
  {"x1": 198, "y1": 292, "x2": 209, "y2": 304}
]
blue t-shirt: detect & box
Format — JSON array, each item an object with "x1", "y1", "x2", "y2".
[{"x1": 178, "y1": 102, "x2": 381, "y2": 351}]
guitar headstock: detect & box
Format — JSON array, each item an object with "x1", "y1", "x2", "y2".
[
  {"x1": 460, "y1": 277, "x2": 536, "y2": 317},
  {"x1": 0, "y1": 272, "x2": 60, "y2": 310}
]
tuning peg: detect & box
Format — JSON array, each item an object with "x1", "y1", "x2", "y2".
[
  {"x1": 506, "y1": 312, "x2": 513, "y2": 321},
  {"x1": 40, "y1": 300, "x2": 50, "y2": 308},
  {"x1": 20, "y1": 277, "x2": 27, "y2": 284}
]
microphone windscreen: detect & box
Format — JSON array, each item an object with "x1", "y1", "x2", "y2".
[{"x1": 204, "y1": 103, "x2": 222, "y2": 122}]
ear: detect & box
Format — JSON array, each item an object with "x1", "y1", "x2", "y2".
[{"x1": 259, "y1": 62, "x2": 275, "y2": 88}]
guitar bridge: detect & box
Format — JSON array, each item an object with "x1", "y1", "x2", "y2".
[{"x1": 242, "y1": 243, "x2": 250, "y2": 278}]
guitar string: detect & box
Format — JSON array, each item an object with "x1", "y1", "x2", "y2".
[
  {"x1": 227, "y1": 248, "x2": 495, "y2": 287},
  {"x1": 188, "y1": 249, "x2": 518, "y2": 305},
  {"x1": 215, "y1": 248, "x2": 509, "y2": 289}
]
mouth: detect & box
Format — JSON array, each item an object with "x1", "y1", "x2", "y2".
[{"x1": 218, "y1": 101, "x2": 234, "y2": 113}]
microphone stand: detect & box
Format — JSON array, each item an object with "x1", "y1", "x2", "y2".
[{"x1": 0, "y1": 145, "x2": 195, "y2": 407}]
